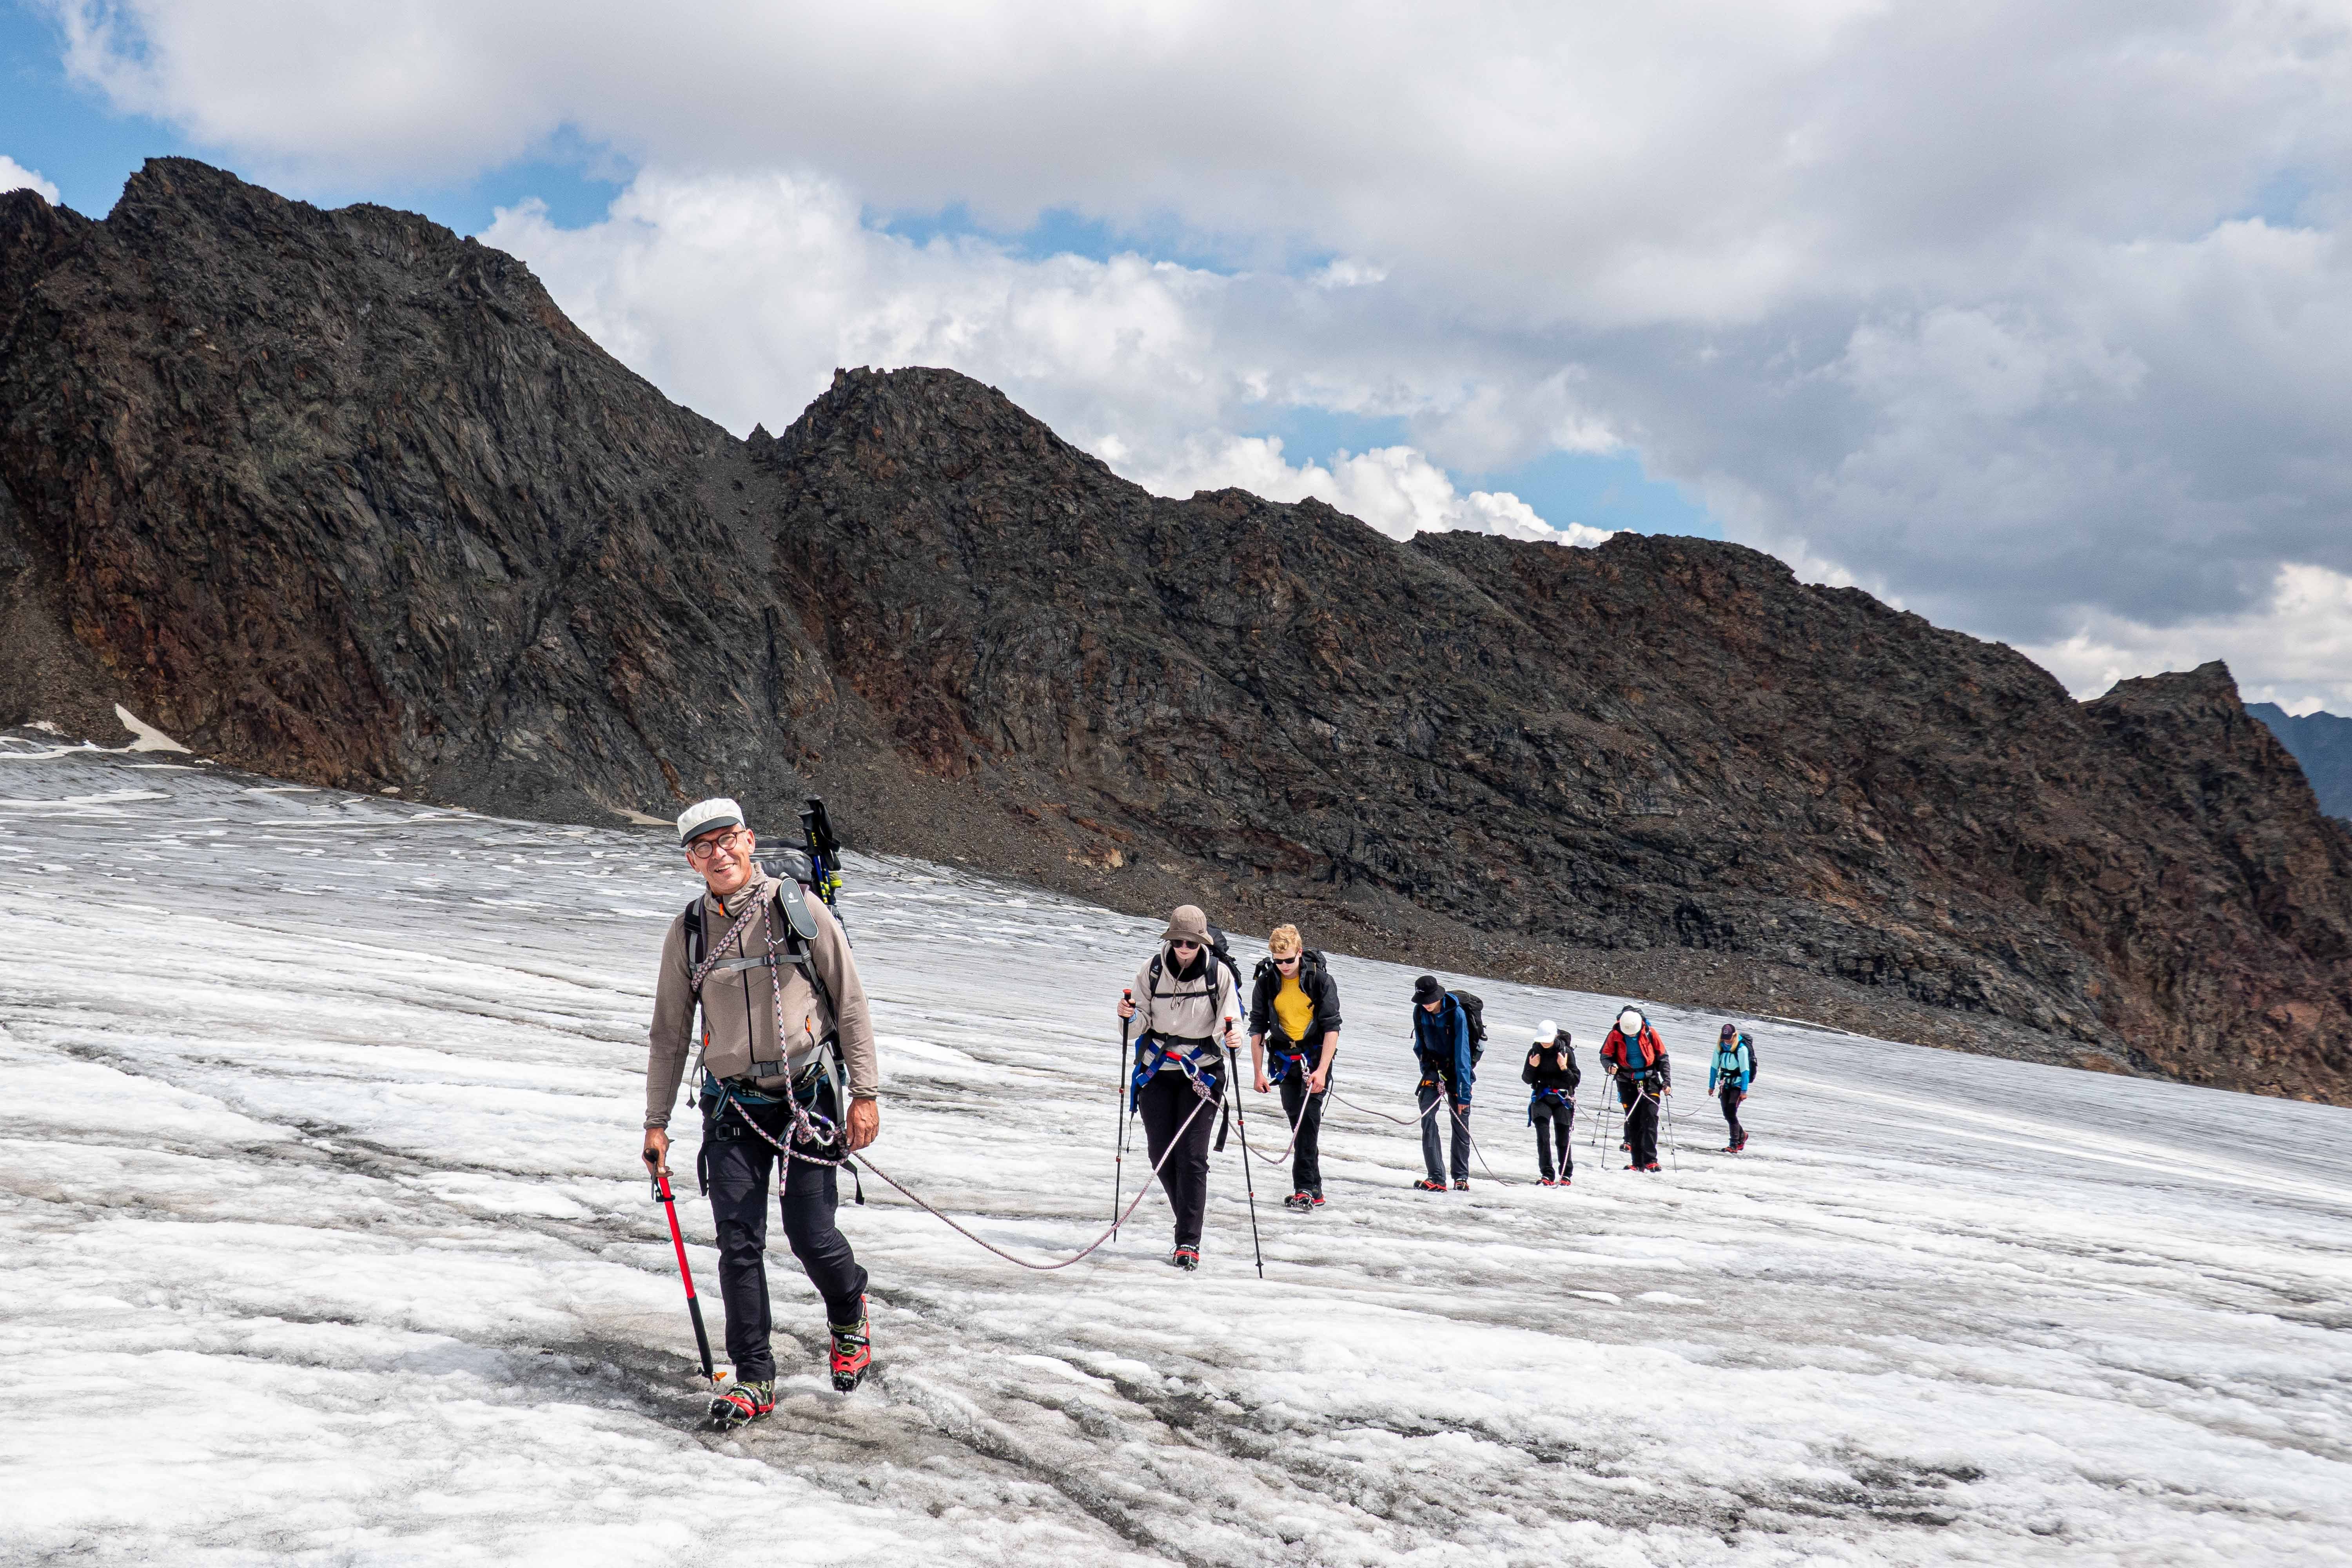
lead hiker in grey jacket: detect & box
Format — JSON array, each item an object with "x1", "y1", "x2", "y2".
[{"x1": 641, "y1": 797, "x2": 880, "y2": 1427}]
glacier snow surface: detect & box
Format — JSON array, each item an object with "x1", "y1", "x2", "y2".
[{"x1": 2, "y1": 740, "x2": 2348, "y2": 1566}]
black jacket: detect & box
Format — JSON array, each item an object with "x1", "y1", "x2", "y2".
[
  {"x1": 1521, "y1": 1035, "x2": 1581, "y2": 1096},
  {"x1": 1247, "y1": 950, "x2": 1343, "y2": 1053}
]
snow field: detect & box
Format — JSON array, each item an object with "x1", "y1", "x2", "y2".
[{"x1": 2, "y1": 739, "x2": 2349, "y2": 1565}]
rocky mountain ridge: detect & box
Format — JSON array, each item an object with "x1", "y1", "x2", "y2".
[{"x1": 4, "y1": 159, "x2": 2348, "y2": 1101}]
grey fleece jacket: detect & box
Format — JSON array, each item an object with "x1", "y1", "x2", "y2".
[{"x1": 644, "y1": 874, "x2": 878, "y2": 1129}]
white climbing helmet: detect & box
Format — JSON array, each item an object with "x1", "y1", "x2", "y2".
[{"x1": 1616, "y1": 1007, "x2": 1645, "y2": 1036}]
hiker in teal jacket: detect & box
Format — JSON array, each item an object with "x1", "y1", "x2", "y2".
[{"x1": 1708, "y1": 1023, "x2": 1759, "y2": 1153}]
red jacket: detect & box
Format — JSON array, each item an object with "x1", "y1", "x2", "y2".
[{"x1": 1600, "y1": 1024, "x2": 1670, "y2": 1083}]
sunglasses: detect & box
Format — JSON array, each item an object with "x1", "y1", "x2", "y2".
[
  {"x1": 1170, "y1": 940, "x2": 1202, "y2": 952},
  {"x1": 1273, "y1": 953, "x2": 1300, "y2": 965}
]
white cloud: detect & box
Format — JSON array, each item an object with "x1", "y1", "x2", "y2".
[
  {"x1": 44, "y1": 0, "x2": 2352, "y2": 706},
  {"x1": 481, "y1": 171, "x2": 1602, "y2": 546},
  {"x1": 1123, "y1": 435, "x2": 1612, "y2": 546},
  {"x1": 0, "y1": 155, "x2": 60, "y2": 203},
  {"x1": 2023, "y1": 563, "x2": 2352, "y2": 711}
]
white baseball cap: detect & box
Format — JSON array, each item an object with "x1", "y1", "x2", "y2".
[
  {"x1": 1534, "y1": 1018, "x2": 1557, "y2": 1041},
  {"x1": 676, "y1": 796, "x2": 746, "y2": 846}
]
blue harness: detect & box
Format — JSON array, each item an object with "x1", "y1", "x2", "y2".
[
  {"x1": 1526, "y1": 1085, "x2": 1575, "y2": 1122},
  {"x1": 1131, "y1": 1034, "x2": 1223, "y2": 1110},
  {"x1": 1265, "y1": 1045, "x2": 1311, "y2": 1086}
]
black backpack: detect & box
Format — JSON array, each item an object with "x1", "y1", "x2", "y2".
[
  {"x1": 1207, "y1": 923, "x2": 1243, "y2": 995},
  {"x1": 1452, "y1": 990, "x2": 1486, "y2": 1063}
]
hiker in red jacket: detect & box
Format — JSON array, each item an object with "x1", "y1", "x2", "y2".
[{"x1": 1599, "y1": 1006, "x2": 1670, "y2": 1171}]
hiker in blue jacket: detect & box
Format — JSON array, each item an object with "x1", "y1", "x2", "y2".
[
  {"x1": 1409, "y1": 975, "x2": 1477, "y2": 1191},
  {"x1": 1708, "y1": 1023, "x2": 1759, "y2": 1153}
]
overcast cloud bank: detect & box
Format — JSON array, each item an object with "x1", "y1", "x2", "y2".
[{"x1": 35, "y1": 0, "x2": 2352, "y2": 706}]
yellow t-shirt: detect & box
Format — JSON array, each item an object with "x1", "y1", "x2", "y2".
[{"x1": 1273, "y1": 973, "x2": 1315, "y2": 1044}]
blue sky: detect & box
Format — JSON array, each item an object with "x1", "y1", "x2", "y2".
[
  {"x1": 0, "y1": 4, "x2": 623, "y2": 231},
  {"x1": 10, "y1": 1, "x2": 2349, "y2": 705},
  {"x1": 0, "y1": 0, "x2": 1715, "y2": 543}
]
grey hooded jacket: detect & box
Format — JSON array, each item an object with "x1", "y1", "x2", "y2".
[{"x1": 644, "y1": 873, "x2": 878, "y2": 1128}]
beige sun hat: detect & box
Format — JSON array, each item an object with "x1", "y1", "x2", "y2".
[{"x1": 1160, "y1": 904, "x2": 1212, "y2": 945}]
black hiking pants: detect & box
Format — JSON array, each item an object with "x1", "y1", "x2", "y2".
[
  {"x1": 1138, "y1": 1069, "x2": 1221, "y2": 1248},
  {"x1": 1624, "y1": 1080, "x2": 1661, "y2": 1167},
  {"x1": 1719, "y1": 1085, "x2": 1746, "y2": 1148},
  {"x1": 1418, "y1": 1078, "x2": 1470, "y2": 1183},
  {"x1": 702, "y1": 1090, "x2": 868, "y2": 1382},
  {"x1": 1277, "y1": 1061, "x2": 1332, "y2": 1198},
  {"x1": 1531, "y1": 1098, "x2": 1574, "y2": 1181}
]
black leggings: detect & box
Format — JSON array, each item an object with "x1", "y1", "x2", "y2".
[
  {"x1": 1531, "y1": 1098, "x2": 1574, "y2": 1181},
  {"x1": 1624, "y1": 1081, "x2": 1661, "y2": 1166},
  {"x1": 701, "y1": 1091, "x2": 869, "y2": 1382},
  {"x1": 1276, "y1": 1062, "x2": 1332, "y2": 1197},
  {"x1": 1137, "y1": 1069, "x2": 1221, "y2": 1247},
  {"x1": 1720, "y1": 1085, "x2": 1746, "y2": 1147}
]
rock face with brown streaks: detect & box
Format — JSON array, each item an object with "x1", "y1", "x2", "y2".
[{"x1": 4, "y1": 159, "x2": 2347, "y2": 1102}]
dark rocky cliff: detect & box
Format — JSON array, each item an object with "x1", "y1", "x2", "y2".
[{"x1": 5, "y1": 160, "x2": 2348, "y2": 1102}]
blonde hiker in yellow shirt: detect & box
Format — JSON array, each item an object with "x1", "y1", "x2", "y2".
[{"x1": 1246, "y1": 925, "x2": 1344, "y2": 1211}]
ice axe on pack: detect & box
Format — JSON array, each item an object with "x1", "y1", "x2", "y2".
[{"x1": 645, "y1": 1148, "x2": 720, "y2": 1387}]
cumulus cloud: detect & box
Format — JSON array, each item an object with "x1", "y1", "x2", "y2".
[
  {"x1": 483, "y1": 171, "x2": 1599, "y2": 545},
  {"x1": 44, "y1": 0, "x2": 2352, "y2": 701},
  {"x1": 2024, "y1": 563, "x2": 2352, "y2": 711},
  {"x1": 0, "y1": 156, "x2": 60, "y2": 203},
  {"x1": 1123, "y1": 435, "x2": 1613, "y2": 546}
]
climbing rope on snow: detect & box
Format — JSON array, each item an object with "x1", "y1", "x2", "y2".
[{"x1": 847, "y1": 1089, "x2": 1217, "y2": 1272}]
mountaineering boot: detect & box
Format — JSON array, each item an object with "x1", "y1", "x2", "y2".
[
  {"x1": 1169, "y1": 1244, "x2": 1200, "y2": 1270},
  {"x1": 1283, "y1": 1191, "x2": 1313, "y2": 1212},
  {"x1": 710, "y1": 1379, "x2": 776, "y2": 1430},
  {"x1": 1309, "y1": 1194, "x2": 1326, "y2": 1209},
  {"x1": 1643, "y1": 1163, "x2": 1663, "y2": 1172},
  {"x1": 1452, "y1": 1178, "x2": 1469, "y2": 1191},
  {"x1": 1412, "y1": 1178, "x2": 1448, "y2": 1192},
  {"x1": 1538, "y1": 1177, "x2": 1557, "y2": 1188},
  {"x1": 829, "y1": 1296, "x2": 871, "y2": 1394}
]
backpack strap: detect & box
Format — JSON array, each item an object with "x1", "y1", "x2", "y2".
[
  {"x1": 776, "y1": 877, "x2": 820, "y2": 941},
  {"x1": 684, "y1": 897, "x2": 711, "y2": 1000}
]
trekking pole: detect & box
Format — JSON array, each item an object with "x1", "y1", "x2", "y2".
[
  {"x1": 1112, "y1": 999, "x2": 1132, "y2": 1239},
  {"x1": 644, "y1": 1149, "x2": 717, "y2": 1386},
  {"x1": 1224, "y1": 1043, "x2": 1265, "y2": 1278}
]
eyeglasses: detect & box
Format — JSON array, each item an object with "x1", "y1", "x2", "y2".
[{"x1": 684, "y1": 828, "x2": 748, "y2": 862}]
